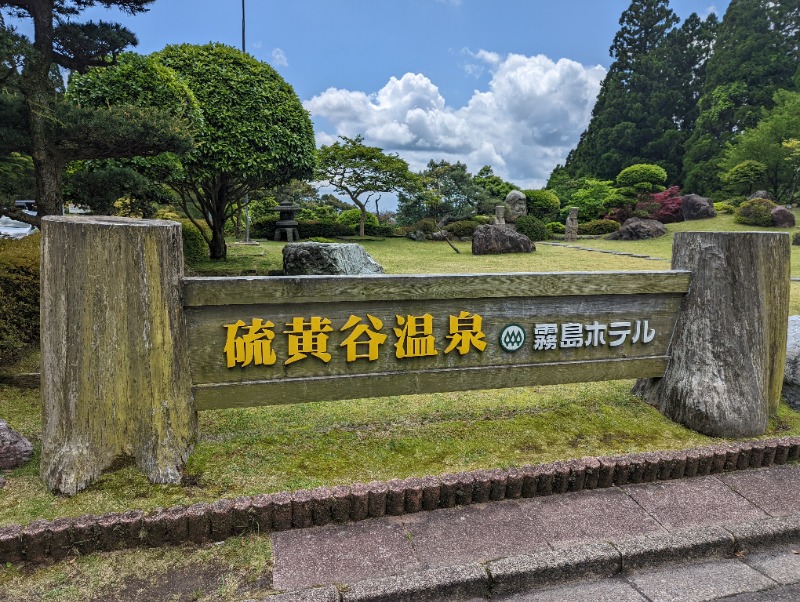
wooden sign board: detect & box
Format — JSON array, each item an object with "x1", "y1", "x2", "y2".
[{"x1": 183, "y1": 271, "x2": 690, "y2": 410}]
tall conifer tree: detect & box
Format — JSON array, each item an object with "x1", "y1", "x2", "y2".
[
  {"x1": 682, "y1": 0, "x2": 800, "y2": 195},
  {"x1": 563, "y1": 0, "x2": 678, "y2": 180}
]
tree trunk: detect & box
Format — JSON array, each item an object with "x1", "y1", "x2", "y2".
[
  {"x1": 209, "y1": 224, "x2": 227, "y2": 259},
  {"x1": 40, "y1": 216, "x2": 197, "y2": 495},
  {"x1": 633, "y1": 232, "x2": 789, "y2": 437}
]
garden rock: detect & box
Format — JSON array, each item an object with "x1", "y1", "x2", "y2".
[
  {"x1": 431, "y1": 231, "x2": 450, "y2": 241},
  {"x1": 681, "y1": 194, "x2": 716, "y2": 220},
  {"x1": 282, "y1": 242, "x2": 384, "y2": 275},
  {"x1": 606, "y1": 217, "x2": 666, "y2": 241},
  {"x1": 505, "y1": 190, "x2": 527, "y2": 221},
  {"x1": 565, "y1": 207, "x2": 579, "y2": 241},
  {"x1": 771, "y1": 206, "x2": 795, "y2": 228},
  {"x1": 472, "y1": 224, "x2": 535, "y2": 255},
  {"x1": 406, "y1": 230, "x2": 427, "y2": 242},
  {"x1": 748, "y1": 190, "x2": 774, "y2": 201},
  {"x1": 783, "y1": 316, "x2": 800, "y2": 409},
  {"x1": 0, "y1": 419, "x2": 33, "y2": 469}
]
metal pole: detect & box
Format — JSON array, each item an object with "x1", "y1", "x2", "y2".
[{"x1": 242, "y1": 0, "x2": 251, "y2": 242}]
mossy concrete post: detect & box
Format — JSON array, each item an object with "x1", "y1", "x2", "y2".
[
  {"x1": 40, "y1": 216, "x2": 197, "y2": 495},
  {"x1": 634, "y1": 231, "x2": 789, "y2": 437}
]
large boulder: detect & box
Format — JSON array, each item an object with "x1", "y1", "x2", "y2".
[
  {"x1": 606, "y1": 218, "x2": 666, "y2": 241},
  {"x1": 283, "y1": 242, "x2": 384, "y2": 275},
  {"x1": 0, "y1": 419, "x2": 32, "y2": 469},
  {"x1": 748, "y1": 190, "x2": 774, "y2": 202},
  {"x1": 681, "y1": 194, "x2": 716, "y2": 220},
  {"x1": 505, "y1": 190, "x2": 528, "y2": 221},
  {"x1": 783, "y1": 316, "x2": 800, "y2": 409},
  {"x1": 472, "y1": 224, "x2": 535, "y2": 255},
  {"x1": 771, "y1": 206, "x2": 796, "y2": 228},
  {"x1": 406, "y1": 230, "x2": 427, "y2": 242}
]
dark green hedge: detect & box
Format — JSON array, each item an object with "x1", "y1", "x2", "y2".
[{"x1": 0, "y1": 233, "x2": 40, "y2": 369}]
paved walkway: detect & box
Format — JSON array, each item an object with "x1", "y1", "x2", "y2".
[{"x1": 267, "y1": 464, "x2": 800, "y2": 599}]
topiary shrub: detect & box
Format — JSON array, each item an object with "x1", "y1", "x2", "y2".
[
  {"x1": 250, "y1": 213, "x2": 279, "y2": 239},
  {"x1": 714, "y1": 202, "x2": 736, "y2": 214},
  {"x1": 0, "y1": 233, "x2": 40, "y2": 369},
  {"x1": 524, "y1": 189, "x2": 561, "y2": 223},
  {"x1": 473, "y1": 215, "x2": 494, "y2": 225},
  {"x1": 180, "y1": 219, "x2": 208, "y2": 263},
  {"x1": 734, "y1": 198, "x2": 777, "y2": 227},
  {"x1": 577, "y1": 219, "x2": 621, "y2": 235},
  {"x1": 336, "y1": 208, "x2": 379, "y2": 229},
  {"x1": 444, "y1": 220, "x2": 479, "y2": 238},
  {"x1": 412, "y1": 218, "x2": 437, "y2": 233},
  {"x1": 363, "y1": 223, "x2": 396, "y2": 237},
  {"x1": 515, "y1": 215, "x2": 549, "y2": 241},
  {"x1": 299, "y1": 221, "x2": 354, "y2": 239},
  {"x1": 546, "y1": 221, "x2": 566, "y2": 234},
  {"x1": 635, "y1": 186, "x2": 683, "y2": 224}
]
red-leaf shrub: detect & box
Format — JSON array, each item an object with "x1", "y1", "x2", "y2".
[{"x1": 637, "y1": 186, "x2": 683, "y2": 224}]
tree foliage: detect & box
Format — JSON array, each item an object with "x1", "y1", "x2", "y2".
[
  {"x1": 682, "y1": 0, "x2": 800, "y2": 195},
  {"x1": 0, "y1": 0, "x2": 193, "y2": 222},
  {"x1": 719, "y1": 91, "x2": 800, "y2": 203},
  {"x1": 316, "y1": 134, "x2": 413, "y2": 236},
  {"x1": 153, "y1": 43, "x2": 316, "y2": 258}
]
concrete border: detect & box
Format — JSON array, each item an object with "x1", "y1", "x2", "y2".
[
  {"x1": 262, "y1": 514, "x2": 800, "y2": 601},
  {"x1": 1, "y1": 437, "x2": 799, "y2": 564}
]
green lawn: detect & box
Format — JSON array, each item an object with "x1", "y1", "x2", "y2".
[{"x1": 2, "y1": 211, "x2": 800, "y2": 600}]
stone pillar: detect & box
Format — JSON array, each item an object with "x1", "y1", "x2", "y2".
[
  {"x1": 493, "y1": 205, "x2": 506, "y2": 226},
  {"x1": 633, "y1": 232, "x2": 789, "y2": 437},
  {"x1": 40, "y1": 216, "x2": 197, "y2": 495},
  {"x1": 564, "y1": 207, "x2": 579, "y2": 241}
]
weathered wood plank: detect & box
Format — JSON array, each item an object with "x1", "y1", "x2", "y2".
[
  {"x1": 185, "y1": 293, "x2": 683, "y2": 386},
  {"x1": 634, "y1": 232, "x2": 790, "y2": 438},
  {"x1": 183, "y1": 271, "x2": 691, "y2": 307},
  {"x1": 193, "y1": 356, "x2": 669, "y2": 410}
]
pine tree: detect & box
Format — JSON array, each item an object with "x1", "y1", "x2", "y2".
[{"x1": 682, "y1": 0, "x2": 800, "y2": 195}]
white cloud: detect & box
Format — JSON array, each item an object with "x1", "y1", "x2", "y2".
[
  {"x1": 271, "y1": 48, "x2": 288, "y2": 67},
  {"x1": 701, "y1": 5, "x2": 718, "y2": 18},
  {"x1": 304, "y1": 52, "x2": 605, "y2": 190}
]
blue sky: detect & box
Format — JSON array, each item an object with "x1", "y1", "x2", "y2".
[{"x1": 41, "y1": 1, "x2": 729, "y2": 201}]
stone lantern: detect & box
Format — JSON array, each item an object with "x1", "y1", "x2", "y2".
[{"x1": 269, "y1": 199, "x2": 301, "y2": 242}]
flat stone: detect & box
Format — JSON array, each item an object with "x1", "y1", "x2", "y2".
[
  {"x1": 282, "y1": 242, "x2": 384, "y2": 275},
  {"x1": 518, "y1": 487, "x2": 665, "y2": 548},
  {"x1": 615, "y1": 526, "x2": 735, "y2": 570},
  {"x1": 718, "y1": 465, "x2": 800, "y2": 517},
  {"x1": 630, "y1": 557, "x2": 776, "y2": 602},
  {"x1": 743, "y1": 543, "x2": 800, "y2": 585},
  {"x1": 341, "y1": 563, "x2": 489, "y2": 602},
  {"x1": 719, "y1": 583, "x2": 800, "y2": 601},
  {"x1": 488, "y1": 543, "x2": 621, "y2": 597},
  {"x1": 259, "y1": 586, "x2": 340, "y2": 602},
  {"x1": 622, "y1": 475, "x2": 767, "y2": 529},
  {"x1": 271, "y1": 518, "x2": 419, "y2": 591},
  {"x1": 400, "y1": 500, "x2": 549, "y2": 568},
  {"x1": 499, "y1": 577, "x2": 646, "y2": 601}
]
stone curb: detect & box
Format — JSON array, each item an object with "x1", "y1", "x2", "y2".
[
  {"x1": 2, "y1": 437, "x2": 799, "y2": 564},
  {"x1": 262, "y1": 514, "x2": 800, "y2": 601}
]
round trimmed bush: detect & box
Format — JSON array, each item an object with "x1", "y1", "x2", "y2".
[
  {"x1": 524, "y1": 189, "x2": 560, "y2": 223},
  {"x1": 616, "y1": 164, "x2": 667, "y2": 188},
  {"x1": 337, "y1": 208, "x2": 379, "y2": 229},
  {"x1": 412, "y1": 218, "x2": 437, "y2": 233},
  {"x1": 180, "y1": 219, "x2": 208, "y2": 263},
  {"x1": 444, "y1": 220, "x2": 479, "y2": 238},
  {"x1": 734, "y1": 198, "x2": 777, "y2": 227},
  {"x1": 577, "y1": 219, "x2": 620, "y2": 235},
  {"x1": 515, "y1": 215, "x2": 549, "y2": 241},
  {"x1": 546, "y1": 221, "x2": 566, "y2": 234}
]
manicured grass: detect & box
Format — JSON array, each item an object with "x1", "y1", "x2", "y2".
[{"x1": 0, "y1": 532, "x2": 273, "y2": 601}]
